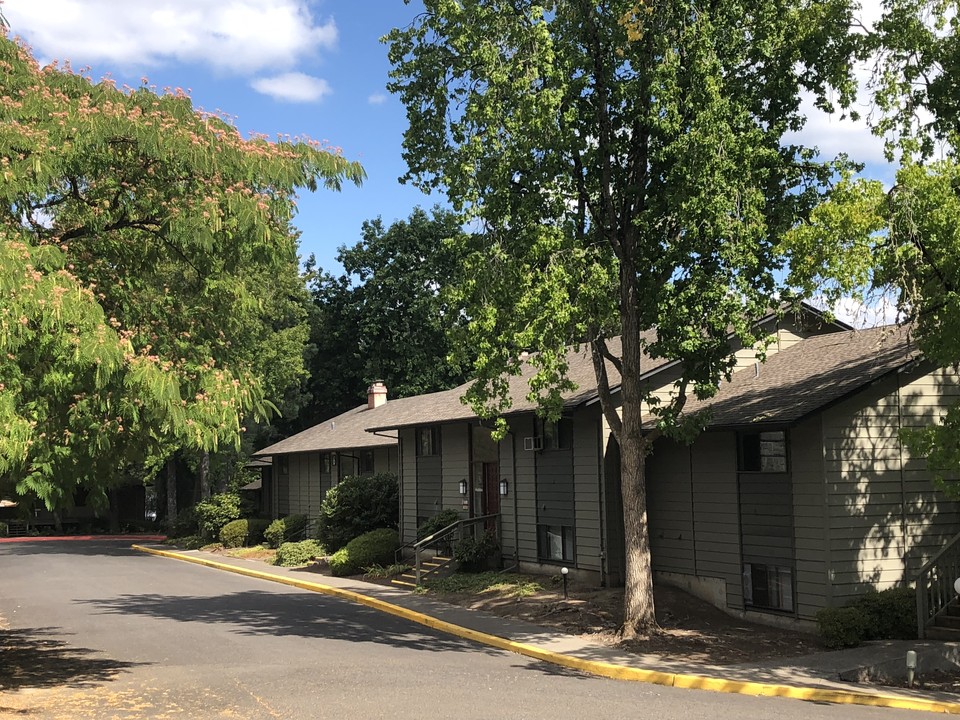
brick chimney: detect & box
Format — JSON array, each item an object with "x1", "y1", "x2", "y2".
[{"x1": 367, "y1": 381, "x2": 388, "y2": 410}]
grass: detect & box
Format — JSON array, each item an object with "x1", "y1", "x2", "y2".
[
  {"x1": 423, "y1": 571, "x2": 544, "y2": 598},
  {"x1": 225, "y1": 545, "x2": 277, "y2": 560}
]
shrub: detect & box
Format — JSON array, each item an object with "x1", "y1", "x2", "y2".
[
  {"x1": 317, "y1": 473, "x2": 399, "y2": 551},
  {"x1": 0, "y1": 521, "x2": 7, "y2": 537},
  {"x1": 417, "y1": 509, "x2": 461, "y2": 540},
  {"x1": 816, "y1": 587, "x2": 917, "y2": 648},
  {"x1": 219, "y1": 518, "x2": 270, "y2": 548},
  {"x1": 175, "y1": 535, "x2": 206, "y2": 550},
  {"x1": 264, "y1": 514, "x2": 307, "y2": 548},
  {"x1": 194, "y1": 493, "x2": 243, "y2": 541},
  {"x1": 454, "y1": 531, "x2": 499, "y2": 573},
  {"x1": 329, "y1": 528, "x2": 400, "y2": 577},
  {"x1": 168, "y1": 507, "x2": 199, "y2": 538},
  {"x1": 275, "y1": 539, "x2": 325, "y2": 567}
]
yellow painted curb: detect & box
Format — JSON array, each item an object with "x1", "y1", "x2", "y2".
[{"x1": 132, "y1": 545, "x2": 960, "y2": 714}]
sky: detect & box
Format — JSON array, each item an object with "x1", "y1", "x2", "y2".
[{"x1": 3, "y1": 0, "x2": 894, "y2": 284}]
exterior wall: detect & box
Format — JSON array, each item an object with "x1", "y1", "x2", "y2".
[
  {"x1": 510, "y1": 415, "x2": 539, "y2": 564},
  {"x1": 285, "y1": 452, "x2": 323, "y2": 518},
  {"x1": 400, "y1": 428, "x2": 418, "y2": 544},
  {"x1": 442, "y1": 424, "x2": 470, "y2": 515},
  {"x1": 573, "y1": 405, "x2": 604, "y2": 575},
  {"x1": 498, "y1": 431, "x2": 518, "y2": 561},
  {"x1": 822, "y1": 367, "x2": 960, "y2": 606},
  {"x1": 791, "y1": 414, "x2": 831, "y2": 620},
  {"x1": 645, "y1": 432, "x2": 743, "y2": 610}
]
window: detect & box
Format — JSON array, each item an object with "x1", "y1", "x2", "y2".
[
  {"x1": 361, "y1": 450, "x2": 375, "y2": 474},
  {"x1": 416, "y1": 427, "x2": 440, "y2": 456},
  {"x1": 277, "y1": 456, "x2": 290, "y2": 475},
  {"x1": 539, "y1": 417, "x2": 573, "y2": 450},
  {"x1": 743, "y1": 563, "x2": 794, "y2": 612},
  {"x1": 321, "y1": 453, "x2": 331, "y2": 474},
  {"x1": 739, "y1": 430, "x2": 787, "y2": 472},
  {"x1": 538, "y1": 524, "x2": 575, "y2": 562}
]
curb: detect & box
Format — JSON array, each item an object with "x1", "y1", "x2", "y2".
[
  {"x1": 0, "y1": 535, "x2": 166, "y2": 544},
  {"x1": 132, "y1": 545, "x2": 960, "y2": 714}
]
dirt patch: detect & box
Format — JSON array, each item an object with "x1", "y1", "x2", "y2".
[{"x1": 417, "y1": 577, "x2": 823, "y2": 666}]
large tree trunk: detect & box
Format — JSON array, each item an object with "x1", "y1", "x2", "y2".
[
  {"x1": 617, "y1": 255, "x2": 657, "y2": 639},
  {"x1": 166, "y1": 457, "x2": 177, "y2": 524}
]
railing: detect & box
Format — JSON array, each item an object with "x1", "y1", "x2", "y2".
[
  {"x1": 916, "y1": 531, "x2": 960, "y2": 639},
  {"x1": 399, "y1": 514, "x2": 500, "y2": 586}
]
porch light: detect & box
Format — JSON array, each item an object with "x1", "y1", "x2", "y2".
[
  {"x1": 499, "y1": 479, "x2": 508, "y2": 496},
  {"x1": 459, "y1": 479, "x2": 467, "y2": 496}
]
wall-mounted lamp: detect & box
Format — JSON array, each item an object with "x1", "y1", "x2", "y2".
[
  {"x1": 499, "y1": 479, "x2": 509, "y2": 497},
  {"x1": 459, "y1": 479, "x2": 468, "y2": 496}
]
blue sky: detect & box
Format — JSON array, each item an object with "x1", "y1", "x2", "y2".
[
  {"x1": 4, "y1": 0, "x2": 893, "y2": 288},
  {"x1": 4, "y1": 0, "x2": 434, "y2": 274}
]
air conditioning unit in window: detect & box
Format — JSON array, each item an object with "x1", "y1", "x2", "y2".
[{"x1": 523, "y1": 436, "x2": 543, "y2": 451}]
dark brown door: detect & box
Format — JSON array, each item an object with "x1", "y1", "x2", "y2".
[{"x1": 482, "y1": 463, "x2": 499, "y2": 529}]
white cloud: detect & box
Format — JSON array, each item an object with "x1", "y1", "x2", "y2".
[
  {"x1": 250, "y1": 72, "x2": 331, "y2": 103},
  {"x1": 367, "y1": 92, "x2": 387, "y2": 105},
  {"x1": 4, "y1": 0, "x2": 337, "y2": 75}
]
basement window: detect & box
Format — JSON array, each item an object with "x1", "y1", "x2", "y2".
[
  {"x1": 538, "y1": 524, "x2": 575, "y2": 562},
  {"x1": 743, "y1": 563, "x2": 794, "y2": 612},
  {"x1": 739, "y1": 430, "x2": 787, "y2": 472}
]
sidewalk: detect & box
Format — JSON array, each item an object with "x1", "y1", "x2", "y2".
[{"x1": 134, "y1": 544, "x2": 960, "y2": 714}]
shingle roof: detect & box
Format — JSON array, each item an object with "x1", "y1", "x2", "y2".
[
  {"x1": 363, "y1": 331, "x2": 660, "y2": 432},
  {"x1": 676, "y1": 324, "x2": 920, "y2": 428},
  {"x1": 254, "y1": 404, "x2": 396, "y2": 456}
]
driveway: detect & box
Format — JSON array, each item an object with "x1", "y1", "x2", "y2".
[{"x1": 0, "y1": 540, "x2": 933, "y2": 719}]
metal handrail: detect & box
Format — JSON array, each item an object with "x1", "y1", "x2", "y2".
[
  {"x1": 404, "y1": 514, "x2": 500, "y2": 586},
  {"x1": 916, "y1": 531, "x2": 960, "y2": 638}
]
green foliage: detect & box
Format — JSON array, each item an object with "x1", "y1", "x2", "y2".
[
  {"x1": 0, "y1": 35, "x2": 364, "y2": 512},
  {"x1": 316, "y1": 473, "x2": 399, "y2": 551},
  {"x1": 193, "y1": 493, "x2": 242, "y2": 541},
  {"x1": 328, "y1": 528, "x2": 399, "y2": 577},
  {"x1": 816, "y1": 588, "x2": 917, "y2": 648},
  {"x1": 264, "y1": 514, "x2": 307, "y2": 549},
  {"x1": 386, "y1": 0, "x2": 859, "y2": 631},
  {"x1": 298, "y1": 207, "x2": 470, "y2": 428},
  {"x1": 0, "y1": 521, "x2": 7, "y2": 537},
  {"x1": 417, "y1": 509, "x2": 461, "y2": 540},
  {"x1": 363, "y1": 563, "x2": 411, "y2": 579},
  {"x1": 174, "y1": 535, "x2": 206, "y2": 550},
  {"x1": 453, "y1": 531, "x2": 499, "y2": 573},
  {"x1": 424, "y1": 571, "x2": 543, "y2": 597},
  {"x1": 219, "y1": 518, "x2": 269, "y2": 548},
  {"x1": 168, "y1": 507, "x2": 199, "y2": 538},
  {"x1": 274, "y1": 539, "x2": 325, "y2": 567}
]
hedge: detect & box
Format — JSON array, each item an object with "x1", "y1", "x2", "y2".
[
  {"x1": 816, "y1": 587, "x2": 917, "y2": 648},
  {"x1": 316, "y1": 473, "x2": 399, "y2": 551},
  {"x1": 264, "y1": 514, "x2": 307, "y2": 549},
  {"x1": 275, "y1": 540, "x2": 325, "y2": 567},
  {"x1": 219, "y1": 518, "x2": 270, "y2": 548}
]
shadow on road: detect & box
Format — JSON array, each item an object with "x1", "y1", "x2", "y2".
[
  {"x1": 0, "y1": 540, "x2": 144, "y2": 558},
  {"x1": 0, "y1": 626, "x2": 144, "y2": 690}
]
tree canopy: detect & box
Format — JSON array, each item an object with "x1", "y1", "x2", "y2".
[
  {"x1": 0, "y1": 34, "x2": 364, "y2": 511},
  {"x1": 297, "y1": 206, "x2": 469, "y2": 428},
  {"x1": 387, "y1": 0, "x2": 858, "y2": 634},
  {"x1": 784, "y1": 0, "x2": 960, "y2": 494}
]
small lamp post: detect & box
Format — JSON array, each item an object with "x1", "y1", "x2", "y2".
[
  {"x1": 955, "y1": 577, "x2": 960, "y2": 595},
  {"x1": 560, "y1": 566, "x2": 569, "y2": 600},
  {"x1": 906, "y1": 650, "x2": 917, "y2": 687}
]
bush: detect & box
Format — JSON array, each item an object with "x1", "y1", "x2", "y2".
[
  {"x1": 0, "y1": 521, "x2": 7, "y2": 538},
  {"x1": 219, "y1": 518, "x2": 270, "y2": 548},
  {"x1": 329, "y1": 528, "x2": 400, "y2": 577},
  {"x1": 317, "y1": 473, "x2": 399, "y2": 551},
  {"x1": 194, "y1": 493, "x2": 243, "y2": 541},
  {"x1": 168, "y1": 507, "x2": 199, "y2": 538},
  {"x1": 454, "y1": 530, "x2": 499, "y2": 573},
  {"x1": 264, "y1": 514, "x2": 307, "y2": 549},
  {"x1": 417, "y1": 509, "x2": 461, "y2": 540},
  {"x1": 275, "y1": 539, "x2": 325, "y2": 567},
  {"x1": 174, "y1": 535, "x2": 206, "y2": 550},
  {"x1": 816, "y1": 587, "x2": 917, "y2": 648}
]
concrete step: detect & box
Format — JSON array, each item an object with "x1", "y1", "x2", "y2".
[
  {"x1": 934, "y1": 614, "x2": 960, "y2": 630},
  {"x1": 926, "y1": 625, "x2": 960, "y2": 641}
]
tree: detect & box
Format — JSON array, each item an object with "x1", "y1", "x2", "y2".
[
  {"x1": 784, "y1": 0, "x2": 960, "y2": 494},
  {"x1": 296, "y1": 207, "x2": 469, "y2": 428},
  {"x1": 0, "y1": 34, "x2": 364, "y2": 513},
  {"x1": 387, "y1": 0, "x2": 857, "y2": 636}
]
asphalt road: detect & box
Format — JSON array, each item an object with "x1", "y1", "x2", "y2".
[{"x1": 0, "y1": 540, "x2": 934, "y2": 719}]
